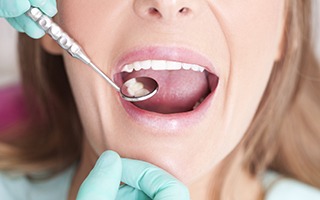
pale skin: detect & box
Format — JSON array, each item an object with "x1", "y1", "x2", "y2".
[{"x1": 42, "y1": 0, "x2": 286, "y2": 199}]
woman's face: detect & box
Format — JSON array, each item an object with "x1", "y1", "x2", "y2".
[{"x1": 55, "y1": 0, "x2": 285, "y2": 184}]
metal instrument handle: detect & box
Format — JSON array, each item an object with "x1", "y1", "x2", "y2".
[{"x1": 26, "y1": 7, "x2": 120, "y2": 91}]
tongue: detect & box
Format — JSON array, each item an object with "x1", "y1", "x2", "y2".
[{"x1": 122, "y1": 70, "x2": 210, "y2": 114}]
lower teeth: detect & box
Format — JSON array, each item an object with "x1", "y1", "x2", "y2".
[{"x1": 193, "y1": 97, "x2": 205, "y2": 110}]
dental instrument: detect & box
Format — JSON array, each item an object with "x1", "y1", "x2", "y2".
[{"x1": 26, "y1": 7, "x2": 158, "y2": 102}]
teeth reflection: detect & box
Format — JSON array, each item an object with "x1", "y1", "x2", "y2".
[
  {"x1": 121, "y1": 60, "x2": 205, "y2": 73},
  {"x1": 125, "y1": 79, "x2": 149, "y2": 97}
]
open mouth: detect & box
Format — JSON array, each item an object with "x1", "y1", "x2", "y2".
[{"x1": 115, "y1": 60, "x2": 219, "y2": 114}]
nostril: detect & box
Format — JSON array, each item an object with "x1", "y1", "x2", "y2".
[
  {"x1": 179, "y1": 7, "x2": 190, "y2": 15},
  {"x1": 148, "y1": 7, "x2": 161, "y2": 18}
]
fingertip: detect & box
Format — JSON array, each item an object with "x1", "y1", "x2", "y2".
[
  {"x1": 76, "y1": 151, "x2": 122, "y2": 200},
  {"x1": 171, "y1": 182, "x2": 190, "y2": 199},
  {"x1": 92, "y1": 150, "x2": 122, "y2": 175},
  {"x1": 25, "y1": 28, "x2": 45, "y2": 39},
  {"x1": 12, "y1": 14, "x2": 44, "y2": 39},
  {"x1": 0, "y1": 1, "x2": 30, "y2": 17},
  {"x1": 98, "y1": 150, "x2": 121, "y2": 165},
  {"x1": 121, "y1": 159, "x2": 190, "y2": 199},
  {"x1": 101, "y1": 150, "x2": 121, "y2": 159},
  {"x1": 117, "y1": 185, "x2": 150, "y2": 199},
  {"x1": 23, "y1": 22, "x2": 45, "y2": 39},
  {"x1": 30, "y1": 0, "x2": 57, "y2": 17},
  {"x1": 41, "y1": 4, "x2": 57, "y2": 18}
]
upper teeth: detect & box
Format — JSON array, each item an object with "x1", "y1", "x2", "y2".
[{"x1": 121, "y1": 60, "x2": 205, "y2": 73}]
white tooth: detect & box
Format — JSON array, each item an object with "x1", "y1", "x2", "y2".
[
  {"x1": 193, "y1": 97, "x2": 205, "y2": 110},
  {"x1": 166, "y1": 61, "x2": 182, "y2": 70},
  {"x1": 121, "y1": 65, "x2": 127, "y2": 72},
  {"x1": 151, "y1": 60, "x2": 166, "y2": 70},
  {"x1": 193, "y1": 101, "x2": 201, "y2": 110},
  {"x1": 199, "y1": 66, "x2": 205, "y2": 72},
  {"x1": 197, "y1": 66, "x2": 204, "y2": 72},
  {"x1": 124, "y1": 78, "x2": 135, "y2": 88},
  {"x1": 134, "y1": 88, "x2": 149, "y2": 97},
  {"x1": 182, "y1": 63, "x2": 192, "y2": 70},
  {"x1": 191, "y1": 64, "x2": 204, "y2": 72},
  {"x1": 141, "y1": 60, "x2": 152, "y2": 70},
  {"x1": 133, "y1": 62, "x2": 142, "y2": 71},
  {"x1": 191, "y1": 64, "x2": 198, "y2": 71},
  {"x1": 127, "y1": 81, "x2": 144, "y2": 96},
  {"x1": 128, "y1": 64, "x2": 135, "y2": 72},
  {"x1": 122, "y1": 64, "x2": 134, "y2": 73},
  {"x1": 122, "y1": 60, "x2": 206, "y2": 73}
]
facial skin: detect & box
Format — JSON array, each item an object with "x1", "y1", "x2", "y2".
[{"x1": 44, "y1": 0, "x2": 285, "y2": 198}]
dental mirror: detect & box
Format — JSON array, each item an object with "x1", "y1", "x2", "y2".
[
  {"x1": 26, "y1": 7, "x2": 158, "y2": 102},
  {"x1": 121, "y1": 77, "x2": 158, "y2": 102}
]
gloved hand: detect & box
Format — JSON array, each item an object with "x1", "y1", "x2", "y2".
[
  {"x1": 0, "y1": 0, "x2": 57, "y2": 39},
  {"x1": 77, "y1": 151, "x2": 190, "y2": 200}
]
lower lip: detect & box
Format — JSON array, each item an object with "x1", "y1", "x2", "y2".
[{"x1": 118, "y1": 88, "x2": 217, "y2": 134}]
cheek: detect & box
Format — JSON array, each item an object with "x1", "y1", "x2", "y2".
[
  {"x1": 215, "y1": 0, "x2": 285, "y2": 75},
  {"x1": 213, "y1": 0, "x2": 285, "y2": 140},
  {"x1": 55, "y1": 1, "x2": 129, "y2": 151},
  {"x1": 61, "y1": 52, "x2": 121, "y2": 155},
  {"x1": 56, "y1": 1, "x2": 130, "y2": 65}
]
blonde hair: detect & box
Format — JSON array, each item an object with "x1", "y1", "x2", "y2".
[
  {"x1": 211, "y1": 1, "x2": 320, "y2": 198},
  {"x1": 0, "y1": 0, "x2": 319, "y2": 198},
  {"x1": 243, "y1": 0, "x2": 320, "y2": 186}
]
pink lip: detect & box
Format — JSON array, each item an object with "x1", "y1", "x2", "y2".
[
  {"x1": 113, "y1": 46, "x2": 219, "y2": 133},
  {"x1": 120, "y1": 91, "x2": 216, "y2": 133}
]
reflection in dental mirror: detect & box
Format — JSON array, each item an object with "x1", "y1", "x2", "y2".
[{"x1": 121, "y1": 77, "x2": 159, "y2": 102}]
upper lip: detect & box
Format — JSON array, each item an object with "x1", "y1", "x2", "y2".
[{"x1": 112, "y1": 46, "x2": 218, "y2": 76}]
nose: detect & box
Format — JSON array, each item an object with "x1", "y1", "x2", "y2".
[{"x1": 133, "y1": 0, "x2": 199, "y2": 21}]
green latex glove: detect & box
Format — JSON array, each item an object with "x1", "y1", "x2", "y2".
[
  {"x1": 77, "y1": 151, "x2": 190, "y2": 200},
  {"x1": 0, "y1": 0, "x2": 57, "y2": 38}
]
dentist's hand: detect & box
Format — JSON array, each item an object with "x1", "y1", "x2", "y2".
[
  {"x1": 0, "y1": 0, "x2": 57, "y2": 38},
  {"x1": 77, "y1": 151, "x2": 190, "y2": 200}
]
